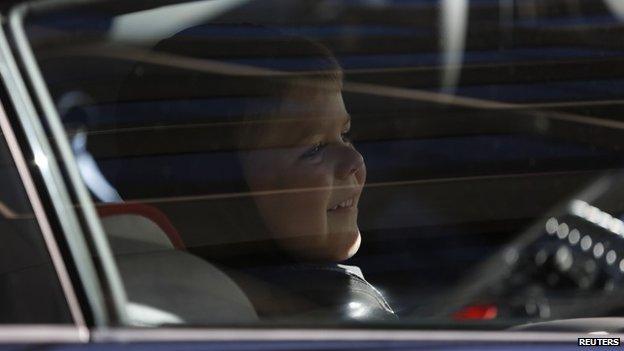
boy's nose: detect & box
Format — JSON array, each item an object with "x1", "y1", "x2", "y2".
[{"x1": 334, "y1": 145, "x2": 365, "y2": 180}]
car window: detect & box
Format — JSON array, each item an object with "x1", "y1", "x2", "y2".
[
  {"x1": 0, "y1": 95, "x2": 72, "y2": 324},
  {"x1": 18, "y1": 0, "x2": 624, "y2": 328}
]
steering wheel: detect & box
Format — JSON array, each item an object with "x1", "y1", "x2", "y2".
[{"x1": 435, "y1": 170, "x2": 624, "y2": 323}]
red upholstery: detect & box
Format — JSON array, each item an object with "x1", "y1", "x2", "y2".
[{"x1": 97, "y1": 202, "x2": 185, "y2": 249}]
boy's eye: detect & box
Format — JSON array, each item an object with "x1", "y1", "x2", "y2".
[
  {"x1": 341, "y1": 130, "x2": 352, "y2": 144},
  {"x1": 300, "y1": 142, "x2": 327, "y2": 159}
]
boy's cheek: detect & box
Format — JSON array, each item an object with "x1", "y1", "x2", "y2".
[
  {"x1": 278, "y1": 171, "x2": 335, "y2": 193},
  {"x1": 256, "y1": 192, "x2": 330, "y2": 231}
]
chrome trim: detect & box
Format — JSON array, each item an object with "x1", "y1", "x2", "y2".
[
  {"x1": 0, "y1": 14, "x2": 110, "y2": 325},
  {"x1": 0, "y1": 325, "x2": 86, "y2": 343},
  {"x1": 93, "y1": 328, "x2": 597, "y2": 343},
  {"x1": 0, "y1": 88, "x2": 88, "y2": 341},
  {"x1": 10, "y1": 4, "x2": 130, "y2": 326}
]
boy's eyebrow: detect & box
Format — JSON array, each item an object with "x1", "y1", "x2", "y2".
[
  {"x1": 258, "y1": 118, "x2": 322, "y2": 148},
  {"x1": 294, "y1": 113, "x2": 350, "y2": 145},
  {"x1": 256, "y1": 111, "x2": 351, "y2": 149}
]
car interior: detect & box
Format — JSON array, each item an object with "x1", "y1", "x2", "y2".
[{"x1": 13, "y1": 0, "x2": 624, "y2": 328}]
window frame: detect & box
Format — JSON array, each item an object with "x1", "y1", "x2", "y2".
[
  {"x1": 0, "y1": 3, "x2": 126, "y2": 336},
  {"x1": 89, "y1": 327, "x2": 585, "y2": 343},
  {"x1": 7, "y1": 5, "x2": 132, "y2": 327},
  {"x1": 1, "y1": 0, "x2": 620, "y2": 345},
  {"x1": 0, "y1": 24, "x2": 86, "y2": 345}
]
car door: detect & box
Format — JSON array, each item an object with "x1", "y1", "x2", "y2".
[{"x1": 0, "y1": 0, "x2": 622, "y2": 350}]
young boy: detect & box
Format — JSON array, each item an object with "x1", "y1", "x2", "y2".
[
  {"x1": 236, "y1": 42, "x2": 366, "y2": 263},
  {"x1": 118, "y1": 26, "x2": 395, "y2": 321}
]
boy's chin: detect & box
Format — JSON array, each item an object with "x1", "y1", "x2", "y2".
[
  {"x1": 344, "y1": 230, "x2": 362, "y2": 259},
  {"x1": 283, "y1": 228, "x2": 362, "y2": 262},
  {"x1": 325, "y1": 228, "x2": 362, "y2": 262}
]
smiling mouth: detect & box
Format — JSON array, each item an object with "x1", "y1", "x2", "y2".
[{"x1": 328, "y1": 197, "x2": 356, "y2": 212}]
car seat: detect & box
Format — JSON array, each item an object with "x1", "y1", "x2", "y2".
[{"x1": 96, "y1": 202, "x2": 258, "y2": 325}]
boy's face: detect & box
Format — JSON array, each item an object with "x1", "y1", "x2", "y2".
[{"x1": 241, "y1": 86, "x2": 366, "y2": 262}]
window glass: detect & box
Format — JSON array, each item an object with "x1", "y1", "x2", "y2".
[
  {"x1": 0, "y1": 96, "x2": 71, "y2": 323},
  {"x1": 22, "y1": 0, "x2": 624, "y2": 328}
]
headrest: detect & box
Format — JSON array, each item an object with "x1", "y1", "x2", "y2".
[{"x1": 97, "y1": 202, "x2": 185, "y2": 254}]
